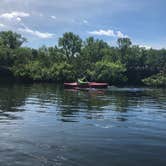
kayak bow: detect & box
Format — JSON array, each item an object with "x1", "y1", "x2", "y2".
[{"x1": 64, "y1": 82, "x2": 108, "y2": 89}]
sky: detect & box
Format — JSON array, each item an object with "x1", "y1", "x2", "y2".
[{"x1": 0, "y1": 0, "x2": 165, "y2": 49}]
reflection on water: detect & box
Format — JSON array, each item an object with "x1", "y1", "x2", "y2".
[{"x1": 0, "y1": 83, "x2": 166, "y2": 166}]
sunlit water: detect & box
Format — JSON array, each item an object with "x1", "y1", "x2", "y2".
[{"x1": 0, "y1": 83, "x2": 166, "y2": 166}]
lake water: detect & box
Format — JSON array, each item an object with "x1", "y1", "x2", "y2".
[{"x1": 0, "y1": 83, "x2": 166, "y2": 166}]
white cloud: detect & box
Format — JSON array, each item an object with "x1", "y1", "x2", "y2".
[
  {"x1": 0, "y1": 11, "x2": 30, "y2": 20},
  {"x1": 139, "y1": 44, "x2": 151, "y2": 49},
  {"x1": 51, "y1": 15, "x2": 56, "y2": 20},
  {"x1": 89, "y1": 29, "x2": 115, "y2": 37},
  {"x1": 0, "y1": 23, "x2": 5, "y2": 27},
  {"x1": 16, "y1": 17, "x2": 22, "y2": 22},
  {"x1": 89, "y1": 29, "x2": 129, "y2": 38},
  {"x1": 83, "y1": 19, "x2": 88, "y2": 24},
  {"x1": 18, "y1": 26, "x2": 55, "y2": 39},
  {"x1": 116, "y1": 31, "x2": 128, "y2": 38}
]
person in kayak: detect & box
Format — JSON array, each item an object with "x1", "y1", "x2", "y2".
[{"x1": 77, "y1": 77, "x2": 89, "y2": 85}]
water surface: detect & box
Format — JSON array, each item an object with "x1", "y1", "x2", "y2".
[{"x1": 0, "y1": 83, "x2": 166, "y2": 166}]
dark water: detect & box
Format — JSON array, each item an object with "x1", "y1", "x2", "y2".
[{"x1": 0, "y1": 83, "x2": 166, "y2": 166}]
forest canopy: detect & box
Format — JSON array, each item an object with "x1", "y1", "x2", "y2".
[{"x1": 0, "y1": 31, "x2": 165, "y2": 87}]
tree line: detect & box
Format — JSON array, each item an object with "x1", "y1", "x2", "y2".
[{"x1": 0, "y1": 31, "x2": 165, "y2": 87}]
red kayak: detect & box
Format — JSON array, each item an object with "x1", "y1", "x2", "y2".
[{"x1": 64, "y1": 82, "x2": 108, "y2": 89}]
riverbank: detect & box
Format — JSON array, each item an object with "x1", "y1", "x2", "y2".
[{"x1": 0, "y1": 31, "x2": 165, "y2": 87}]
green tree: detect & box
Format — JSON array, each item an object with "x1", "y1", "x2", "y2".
[
  {"x1": 142, "y1": 72, "x2": 166, "y2": 87},
  {"x1": 82, "y1": 37, "x2": 109, "y2": 63},
  {"x1": 0, "y1": 30, "x2": 166, "y2": 86},
  {"x1": 13, "y1": 47, "x2": 32, "y2": 65},
  {"x1": 51, "y1": 62, "x2": 76, "y2": 82},
  {"x1": 117, "y1": 38, "x2": 132, "y2": 63},
  {"x1": 87, "y1": 61, "x2": 127, "y2": 84},
  {"x1": 117, "y1": 38, "x2": 132, "y2": 50},
  {"x1": 0, "y1": 31, "x2": 26, "y2": 49},
  {"x1": 58, "y1": 32, "x2": 82, "y2": 61}
]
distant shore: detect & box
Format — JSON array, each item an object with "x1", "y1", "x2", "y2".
[{"x1": 0, "y1": 31, "x2": 165, "y2": 87}]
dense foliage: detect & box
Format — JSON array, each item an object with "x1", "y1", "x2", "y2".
[
  {"x1": 142, "y1": 72, "x2": 166, "y2": 87},
  {"x1": 0, "y1": 31, "x2": 166, "y2": 86}
]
